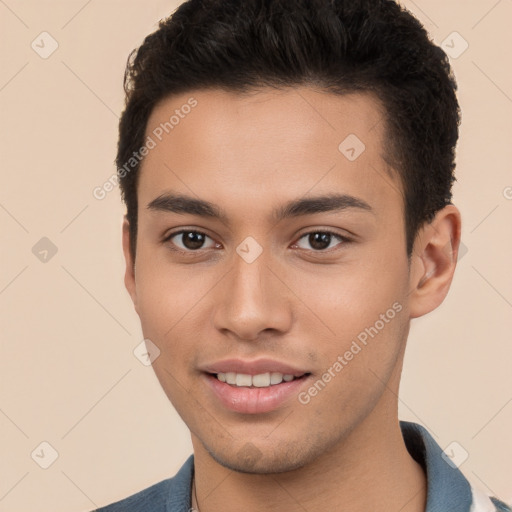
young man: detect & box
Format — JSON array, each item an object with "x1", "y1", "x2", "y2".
[{"x1": 95, "y1": 0, "x2": 510, "y2": 510}]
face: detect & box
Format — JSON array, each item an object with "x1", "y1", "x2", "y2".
[{"x1": 124, "y1": 87, "x2": 416, "y2": 473}]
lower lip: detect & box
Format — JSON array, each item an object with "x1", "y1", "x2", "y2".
[{"x1": 204, "y1": 373, "x2": 309, "y2": 414}]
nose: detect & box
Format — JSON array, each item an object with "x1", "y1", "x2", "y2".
[{"x1": 212, "y1": 249, "x2": 293, "y2": 341}]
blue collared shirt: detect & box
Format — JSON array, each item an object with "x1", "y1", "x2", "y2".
[{"x1": 94, "y1": 421, "x2": 510, "y2": 511}]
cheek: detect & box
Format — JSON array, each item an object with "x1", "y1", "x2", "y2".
[
  {"x1": 288, "y1": 237, "x2": 410, "y2": 401},
  {"x1": 292, "y1": 247, "x2": 409, "y2": 338},
  {"x1": 297, "y1": 304, "x2": 408, "y2": 427},
  {"x1": 135, "y1": 242, "x2": 202, "y2": 329},
  {"x1": 133, "y1": 254, "x2": 205, "y2": 369}
]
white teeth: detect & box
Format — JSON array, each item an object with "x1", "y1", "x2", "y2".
[
  {"x1": 252, "y1": 373, "x2": 270, "y2": 387},
  {"x1": 215, "y1": 371, "x2": 301, "y2": 387},
  {"x1": 235, "y1": 373, "x2": 252, "y2": 387},
  {"x1": 270, "y1": 372, "x2": 282, "y2": 385}
]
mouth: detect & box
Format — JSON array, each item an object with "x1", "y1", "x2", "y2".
[
  {"x1": 201, "y1": 359, "x2": 312, "y2": 414},
  {"x1": 214, "y1": 371, "x2": 308, "y2": 388}
]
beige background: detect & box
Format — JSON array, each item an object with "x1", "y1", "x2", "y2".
[{"x1": 0, "y1": 1, "x2": 511, "y2": 510}]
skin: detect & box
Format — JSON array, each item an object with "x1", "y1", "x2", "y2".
[{"x1": 122, "y1": 87, "x2": 461, "y2": 511}]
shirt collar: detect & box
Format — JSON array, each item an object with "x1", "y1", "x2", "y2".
[{"x1": 400, "y1": 420, "x2": 473, "y2": 511}]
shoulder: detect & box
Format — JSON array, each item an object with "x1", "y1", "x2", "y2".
[
  {"x1": 92, "y1": 478, "x2": 172, "y2": 511},
  {"x1": 400, "y1": 421, "x2": 510, "y2": 512},
  {"x1": 91, "y1": 455, "x2": 194, "y2": 512}
]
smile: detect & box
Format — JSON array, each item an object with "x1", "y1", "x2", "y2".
[{"x1": 215, "y1": 371, "x2": 302, "y2": 387}]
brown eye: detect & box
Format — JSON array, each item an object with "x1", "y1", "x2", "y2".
[
  {"x1": 295, "y1": 231, "x2": 348, "y2": 251},
  {"x1": 165, "y1": 230, "x2": 216, "y2": 251}
]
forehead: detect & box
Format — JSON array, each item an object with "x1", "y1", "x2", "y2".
[{"x1": 137, "y1": 87, "x2": 402, "y2": 221}]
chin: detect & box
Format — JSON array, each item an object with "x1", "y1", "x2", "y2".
[{"x1": 203, "y1": 436, "x2": 325, "y2": 475}]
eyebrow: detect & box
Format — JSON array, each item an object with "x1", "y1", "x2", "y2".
[{"x1": 146, "y1": 191, "x2": 373, "y2": 225}]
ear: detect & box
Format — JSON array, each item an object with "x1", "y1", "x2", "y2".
[
  {"x1": 122, "y1": 216, "x2": 138, "y2": 312},
  {"x1": 408, "y1": 205, "x2": 462, "y2": 319}
]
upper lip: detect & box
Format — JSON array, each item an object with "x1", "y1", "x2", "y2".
[{"x1": 201, "y1": 358, "x2": 309, "y2": 376}]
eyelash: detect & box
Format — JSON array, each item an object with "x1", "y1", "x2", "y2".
[{"x1": 162, "y1": 229, "x2": 351, "y2": 255}]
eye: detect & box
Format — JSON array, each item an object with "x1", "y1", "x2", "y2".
[
  {"x1": 163, "y1": 228, "x2": 350, "y2": 254},
  {"x1": 163, "y1": 230, "x2": 217, "y2": 252},
  {"x1": 294, "y1": 230, "x2": 350, "y2": 251}
]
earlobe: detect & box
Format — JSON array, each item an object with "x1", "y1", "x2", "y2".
[
  {"x1": 122, "y1": 216, "x2": 138, "y2": 311},
  {"x1": 408, "y1": 205, "x2": 462, "y2": 319}
]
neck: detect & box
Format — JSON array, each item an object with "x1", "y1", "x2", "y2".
[{"x1": 191, "y1": 407, "x2": 427, "y2": 512}]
